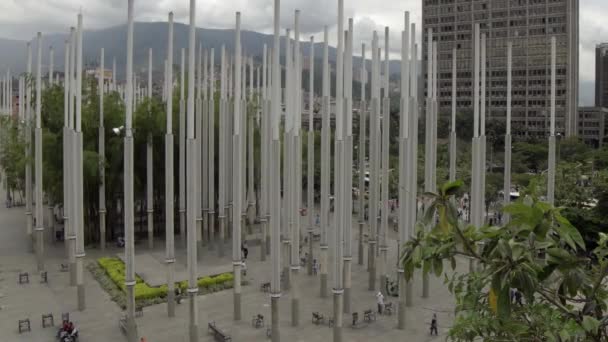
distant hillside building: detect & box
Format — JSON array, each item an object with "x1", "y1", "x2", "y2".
[
  {"x1": 422, "y1": 0, "x2": 579, "y2": 138},
  {"x1": 596, "y1": 43, "x2": 608, "y2": 108}
]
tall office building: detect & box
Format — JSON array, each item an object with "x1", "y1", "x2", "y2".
[
  {"x1": 422, "y1": 0, "x2": 579, "y2": 137},
  {"x1": 596, "y1": 43, "x2": 608, "y2": 108}
]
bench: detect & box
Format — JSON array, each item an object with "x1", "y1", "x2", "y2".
[
  {"x1": 260, "y1": 282, "x2": 270, "y2": 293},
  {"x1": 19, "y1": 272, "x2": 29, "y2": 284},
  {"x1": 208, "y1": 321, "x2": 232, "y2": 341},
  {"x1": 18, "y1": 319, "x2": 31, "y2": 333},
  {"x1": 384, "y1": 302, "x2": 393, "y2": 315},
  {"x1": 60, "y1": 263, "x2": 69, "y2": 272},
  {"x1": 42, "y1": 313, "x2": 54, "y2": 328},
  {"x1": 251, "y1": 314, "x2": 264, "y2": 328},
  {"x1": 363, "y1": 309, "x2": 376, "y2": 323},
  {"x1": 328, "y1": 317, "x2": 334, "y2": 327},
  {"x1": 135, "y1": 306, "x2": 143, "y2": 317},
  {"x1": 312, "y1": 233, "x2": 321, "y2": 241},
  {"x1": 40, "y1": 271, "x2": 48, "y2": 284},
  {"x1": 312, "y1": 312, "x2": 325, "y2": 325}
]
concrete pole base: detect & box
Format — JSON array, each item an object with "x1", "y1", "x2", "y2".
[
  {"x1": 320, "y1": 274, "x2": 328, "y2": 298},
  {"x1": 380, "y1": 275, "x2": 387, "y2": 295},
  {"x1": 260, "y1": 221, "x2": 267, "y2": 262},
  {"x1": 147, "y1": 213, "x2": 154, "y2": 250},
  {"x1": 189, "y1": 293, "x2": 198, "y2": 342},
  {"x1": 36, "y1": 232, "x2": 44, "y2": 271},
  {"x1": 233, "y1": 292, "x2": 241, "y2": 320},
  {"x1": 307, "y1": 232, "x2": 313, "y2": 275},
  {"x1": 197, "y1": 241, "x2": 203, "y2": 261},
  {"x1": 266, "y1": 236, "x2": 271, "y2": 256},
  {"x1": 368, "y1": 266, "x2": 376, "y2": 291},
  {"x1": 332, "y1": 292, "x2": 343, "y2": 342},
  {"x1": 126, "y1": 286, "x2": 138, "y2": 341},
  {"x1": 343, "y1": 287, "x2": 351, "y2": 314},
  {"x1": 283, "y1": 266, "x2": 290, "y2": 290},
  {"x1": 77, "y1": 284, "x2": 86, "y2": 311},
  {"x1": 100, "y1": 213, "x2": 106, "y2": 252},
  {"x1": 70, "y1": 263, "x2": 77, "y2": 286},
  {"x1": 218, "y1": 217, "x2": 225, "y2": 258},
  {"x1": 358, "y1": 223, "x2": 364, "y2": 265},
  {"x1": 291, "y1": 297, "x2": 299, "y2": 326},
  {"x1": 167, "y1": 291, "x2": 175, "y2": 317},
  {"x1": 271, "y1": 295, "x2": 280, "y2": 342},
  {"x1": 422, "y1": 273, "x2": 429, "y2": 298},
  {"x1": 405, "y1": 281, "x2": 413, "y2": 307},
  {"x1": 209, "y1": 214, "x2": 215, "y2": 251},
  {"x1": 398, "y1": 301, "x2": 406, "y2": 329}
]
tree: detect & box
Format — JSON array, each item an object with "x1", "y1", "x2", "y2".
[{"x1": 401, "y1": 180, "x2": 608, "y2": 341}]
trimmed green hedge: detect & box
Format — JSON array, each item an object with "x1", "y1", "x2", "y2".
[{"x1": 97, "y1": 257, "x2": 234, "y2": 301}]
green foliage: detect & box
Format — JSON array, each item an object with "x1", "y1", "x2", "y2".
[
  {"x1": 401, "y1": 181, "x2": 608, "y2": 341},
  {"x1": 96, "y1": 257, "x2": 234, "y2": 303}
]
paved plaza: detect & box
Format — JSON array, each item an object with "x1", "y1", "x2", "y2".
[{"x1": 0, "y1": 185, "x2": 461, "y2": 341}]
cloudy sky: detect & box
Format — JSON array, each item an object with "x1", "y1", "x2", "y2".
[{"x1": 0, "y1": 0, "x2": 606, "y2": 84}]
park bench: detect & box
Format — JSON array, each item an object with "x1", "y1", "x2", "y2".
[
  {"x1": 260, "y1": 282, "x2": 270, "y2": 293},
  {"x1": 60, "y1": 263, "x2": 69, "y2": 272},
  {"x1": 328, "y1": 316, "x2": 334, "y2": 327},
  {"x1": 312, "y1": 233, "x2": 321, "y2": 241},
  {"x1": 384, "y1": 302, "x2": 393, "y2": 315},
  {"x1": 251, "y1": 314, "x2": 264, "y2": 328},
  {"x1": 208, "y1": 321, "x2": 232, "y2": 341},
  {"x1": 312, "y1": 312, "x2": 325, "y2": 325},
  {"x1": 18, "y1": 318, "x2": 31, "y2": 333},
  {"x1": 42, "y1": 313, "x2": 54, "y2": 328},
  {"x1": 19, "y1": 272, "x2": 29, "y2": 284},
  {"x1": 40, "y1": 271, "x2": 48, "y2": 284},
  {"x1": 363, "y1": 309, "x2": 376, "y2": 323},
  {"x1": 135, "y1": 306, "x2": 143, "y2": 317}
]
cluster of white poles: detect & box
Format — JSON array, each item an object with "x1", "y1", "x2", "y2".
[{"x1": 8, "y1": 0, "x2": 562, "y2": 341}]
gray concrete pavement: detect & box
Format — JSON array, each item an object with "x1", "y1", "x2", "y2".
[{"x1": 0, "y1": 184, "x2": 458, "y2": 341}]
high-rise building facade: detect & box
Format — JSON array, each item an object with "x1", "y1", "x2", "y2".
[
  {"x1": 422, "y1": 0, "x2": 579, "y2": 138},
  {"x1": 595, "y1": 43, "x2": 608, "y2": 108}
]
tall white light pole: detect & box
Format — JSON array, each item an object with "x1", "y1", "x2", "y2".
[
  {"x1": 232, "y1": 11, "x2": 243, "y2": 322},
  {"x1": 503, "y1": 42, "x2": 512, "y2": 223},
  {"x1": 548, "y1": 36, "x2": 556, "y2": 205},
  {"x1": 34, "y1": 32, "x2": 44, "y2": 272},
  {"x1": 480, "y1": 34, "x2": 487, "y2": 224},
  {"x1": 379, "y1": 26, "x2": 390, "y2": 295},
  {"x1": 124, "y1": 0, "x2": 138, "y2": 339},
  {"x1": 165, "y1": 11, "x2": 176, "y2": 318},
  {"x1": 218, "y1": 45, "x2": 227, "y2": 258},
  {"x1": 62, "y1": 38, "x2": 71, "y2": 271},
  {"x1": 406, "y1": 24, "x2": 418, "y2": 306},
  {"x1": 179, "y1": 47, "x2": 186, "y2": 247},
  {"x1": 209, "y1": 48, "x2": 216, "y2": 251},
  {"x1": 333, "y1": 0, "x2": 345, "y2": 339},
  {"x1": 449, "y1": 46, "x2": 457, "y2": 183},
  {"x1": 343, "y1": 18, "x2": 354, "y2": 315},
  {"x1": 306, "y1": 36, "x2": 315, "y2": 275},
  {"x1": 75, "y1": 14, "x2": 86, "y2": 311},
  {"x1": 260, "y1": 43, "x2": 269, "y2": 261},
  {"x1": 357, "y1": 43, "x2": 367, "y2": 267},
  {"x1": 99, "y1": 48, "x2": 106, "y2": 251},
  {"x1": 25, "y1": 42, "x2": 33, "y2": 247},
  {"x1": 368, "y1": 32, "x2": 379, "y2": 292},
  {"x1": 186, "y1": 0, "x2": 200, "y2": 339},
  {"x1": 147, "y1": 48, "x2": 154, "y2": 250},
  {"x1": 397, "y1": 12, "x2": 410, "y2": 329},
  {"x1": 270, "y1": 1, "x2": 282, "y2": 339},
  {"x1": 67, "y1": 28, "x2": 77, "y2": 286},
  {"x1": 319, "y1": 26, "x2": 330, "y2": 299}
]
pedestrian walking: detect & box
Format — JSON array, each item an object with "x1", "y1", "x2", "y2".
[
  {"x1": 312, "y1": 259, "x2": 318, "y2": 275},
  {"x1": 315, "y1": 214, "x2": 320, "y2": 226},
  {"x1": 376, "y1": 292, "x2": 384, "y2": 314},
  {"x1": 430, "y1": 313, "x2": 438, "y2": 335},
  {"x1": 241, "y1": 240, "x2": 249, "y2": 259}
]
